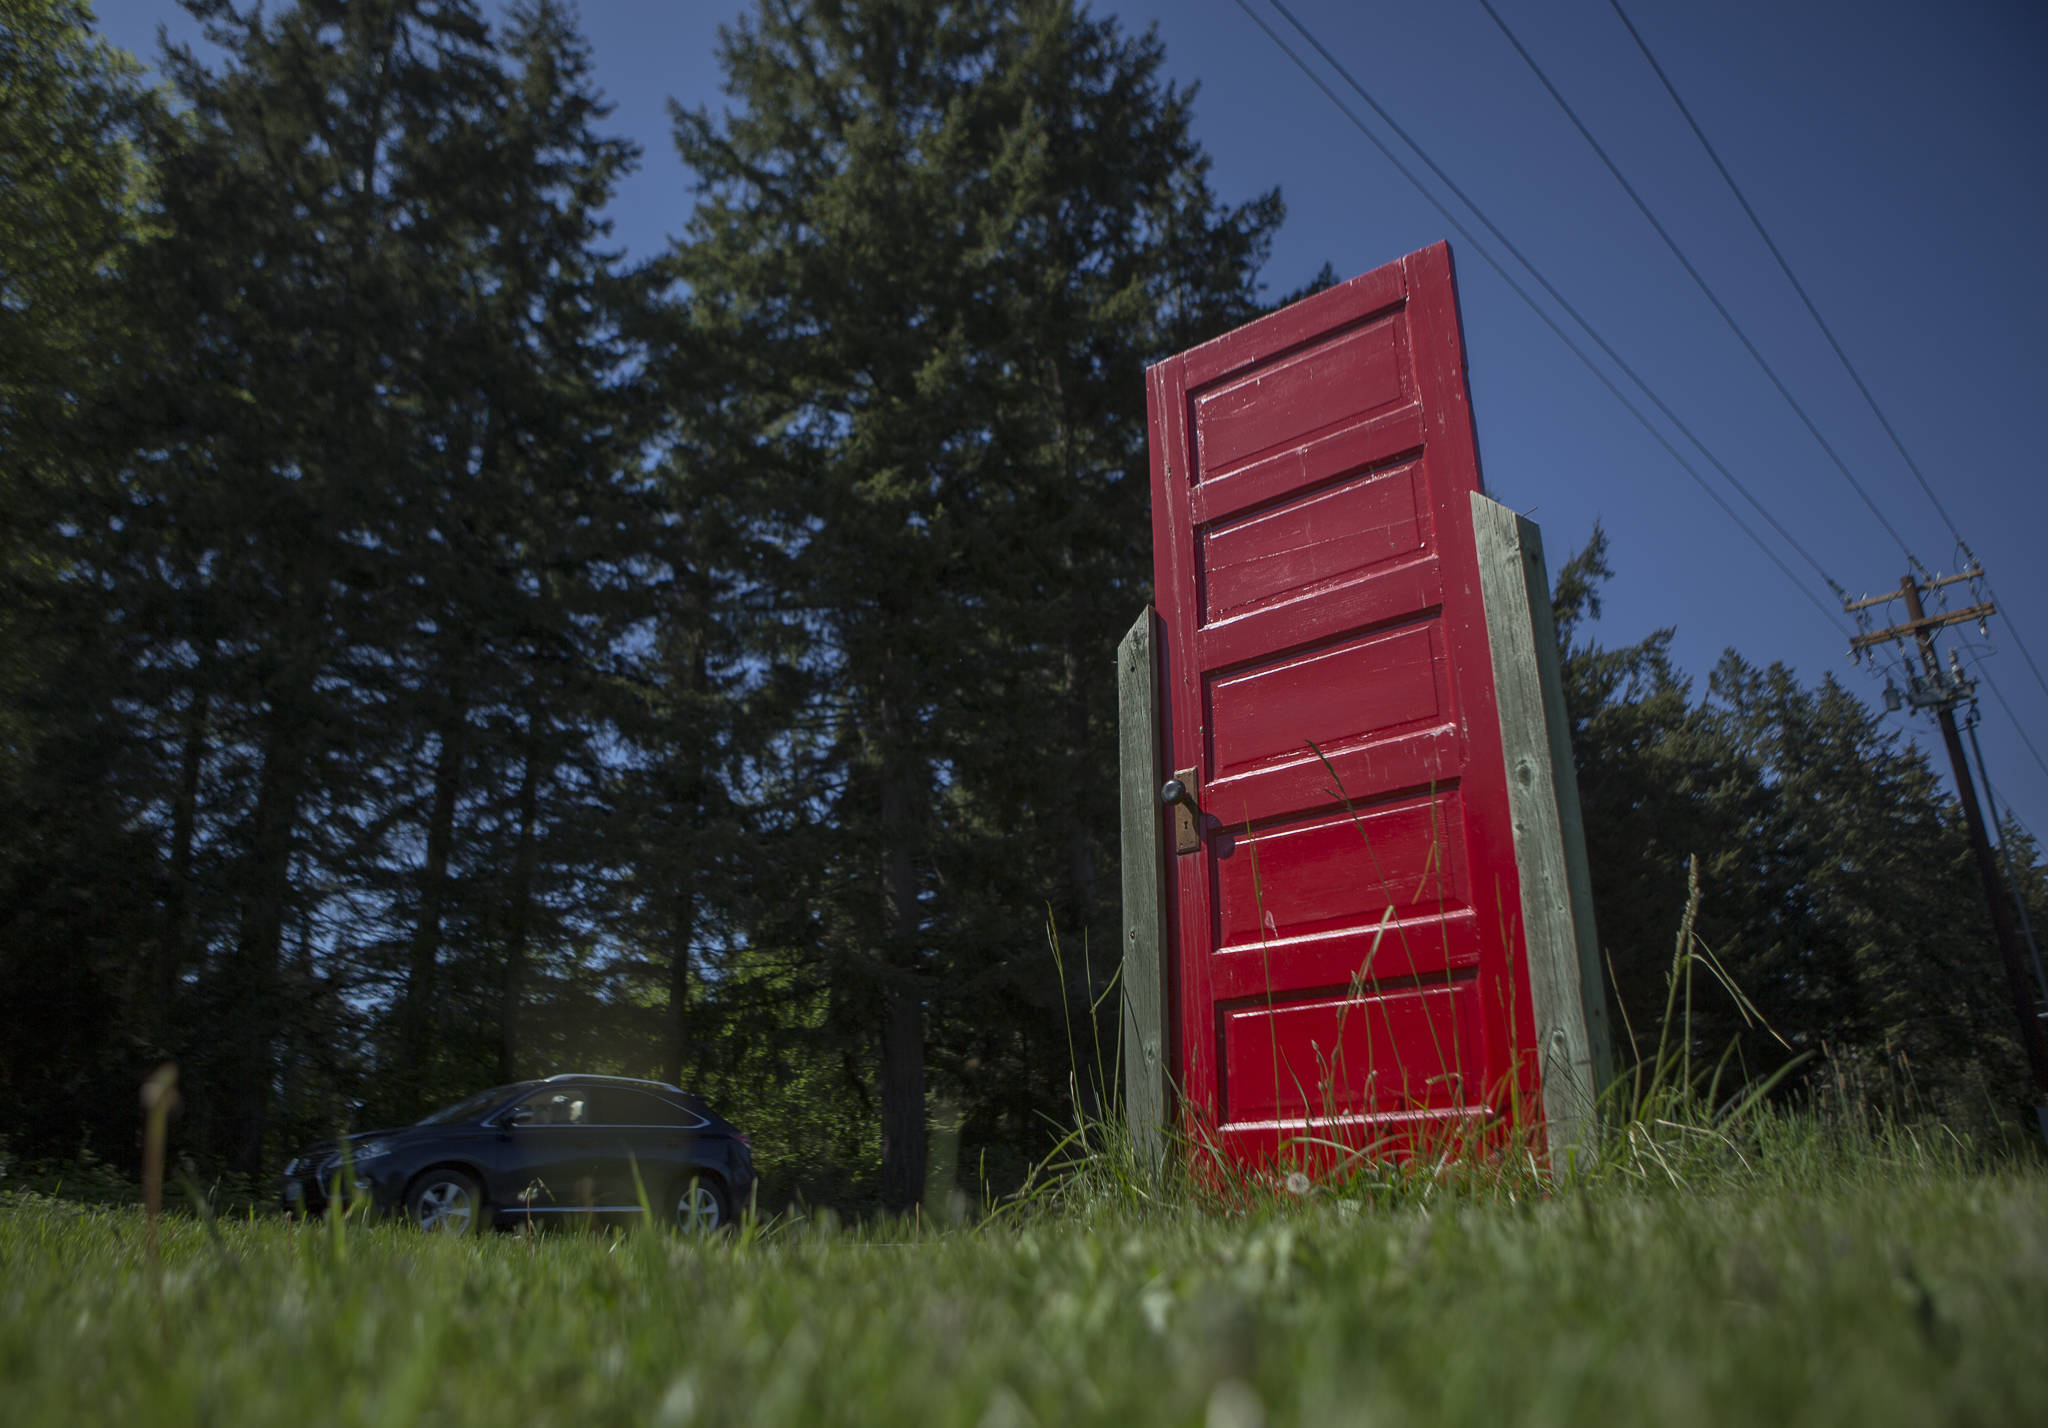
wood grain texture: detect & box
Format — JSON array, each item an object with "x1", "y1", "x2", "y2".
[
  {"x1": 1117, "y1": 607, "x2": 1170, "y2": 1165},
  {"x1": 1471, "y1": 493, "x2": 1612, "y2": 1166}
]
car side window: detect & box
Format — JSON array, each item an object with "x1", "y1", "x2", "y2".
[
  {"x1": 515, "y1": 1090, "x2": 589, "y2": 1126},
  {"x1": 583, "y1": 1087, "x2": 701, "y2": 1127}
]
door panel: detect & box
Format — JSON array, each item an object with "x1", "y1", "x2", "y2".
[
  {"x1": 498, "y1": 1126, "x2": 609, "y2": 1211},
  {"x1": 1207, "y1": 621, "x2": 1445, "y2": 781},
  {"x1": 1207, "y1": 910, "x2": 1482, "y2": 1002},
  {"x1": 1190, "y1": 314, "x2": 1408, "y2": 472},
  {"x1": 1220, "y1": 979, "x2": 1480, "y2": 1124},
  {"x1": 1200, "y1": 460, "x2": 1426, "y2": 624},
  {"x1": 1147, "y1": 242, "x2": 1537, "y2": 1169},
  {"x1": 1212, "y1": 791, "x2": 1470, "y2": 948},
  {"x1": 583, "y1": 1087, "x2": 705, "y2": 1207}
]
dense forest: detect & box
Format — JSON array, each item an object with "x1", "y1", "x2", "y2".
[{"x1": 2, "y1": 0, "x2": 2039, "y2": 1213}]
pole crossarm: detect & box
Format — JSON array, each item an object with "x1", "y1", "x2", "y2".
[
  {"x1": 1848, "y1": 600, "x2": 1995, "y2": 653},
  {"x1": 1842, "y1": 567, "x2": 1983, "y2": 613}
]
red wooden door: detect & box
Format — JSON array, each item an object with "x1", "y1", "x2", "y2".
[{"x1": 1146, "y1": 242, "x2": 1539, "y2": 1170}]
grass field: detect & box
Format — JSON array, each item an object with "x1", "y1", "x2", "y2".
[{"x1": 3, "y1": 1115, "x2": 2044, "y2": 1428}]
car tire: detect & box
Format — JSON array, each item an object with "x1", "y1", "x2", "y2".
[
  {"x1": 673, "y1": 1174, "x2": 731, "y2": 1235},
  {"x1": 407, "y1": 1168, "x2": 484, "y2": 1236}
]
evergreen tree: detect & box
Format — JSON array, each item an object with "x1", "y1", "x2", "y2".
[
  {"x1": 1556, "y1": 530, "x2": 2031, "y2": 1130},
  {"x1": 669, "y1": 0, "x2": 1279, "y2": 1209},
  {"x1": 1551, "y1": 527, "x2": 1750, "y2": 1065},
  {"x1": 1703, "y1": 656, "x2": 2023, "y2": 1118},
  {"x1": 0, "y1": 0, "x2": 164, "y2": 1161},
  {"x1": 110, "y1": 0, "x2": 647, "y2": 1165}
]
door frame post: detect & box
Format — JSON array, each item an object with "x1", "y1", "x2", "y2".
[
  {"x1": 1118, "y1": 606, "x2": 1172, "y2": 1166},
  {"x1": 1472, "y1": 493, "x2": 1612, "y2": 1167}
]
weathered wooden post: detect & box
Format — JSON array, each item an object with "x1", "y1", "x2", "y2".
[
  {"x1": 1118, "y1": 608, "x2": 1171, "y2": 1166},
  {"x1": 1472, "y1": 494, "x2": 1612, "y2": 1164}
]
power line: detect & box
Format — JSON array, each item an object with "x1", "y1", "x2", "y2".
[
  {"x1": 1602, "y1": 0, "x2": 1958, "y2": 550},
  {"x1": 1232, "y1": 0, "x2": 1853, "y2": 635},
  {"x1": 1243, "y1": 0, "x2": 2048, "y2": 834},
  {"x1": 1962, "y1": 697, "x2": 2048, "y2": 1009},
  {"x1": 1603, "y1": 0, "x2": 2048, "y2": 716},
  {"x1": 1479, "y1": 0, "x2": 1925, "y2": 573},
  {"x1": 1968, "y1": 650, "x2": 2048, "y2": 789}
]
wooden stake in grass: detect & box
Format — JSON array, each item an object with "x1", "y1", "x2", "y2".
[{"x1": 141, "y1": 1063, "x2": 180, "y2": 1274}]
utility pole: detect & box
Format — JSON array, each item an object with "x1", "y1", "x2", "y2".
[
  {"x1": 1850, "y1": 572, "x2": 2048, "y2": 1132},
  {"x1": 1962, "y1": 715, "x2": 2048, "y2": 1009}
]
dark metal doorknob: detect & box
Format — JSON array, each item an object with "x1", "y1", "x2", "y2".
[{"x1": 1161, "y1": 769, "x2": 1201, "y2": 855}]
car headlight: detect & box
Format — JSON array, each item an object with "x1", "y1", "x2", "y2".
[
  {"x1": 347, "y1": 1140, "x2": 394, "y2": 1164},
  {"x1": 283, "y1": 1157, "x2": 301, "y2": 1176}
]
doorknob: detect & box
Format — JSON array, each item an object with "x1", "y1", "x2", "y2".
[{"x1": 1161, "y1": 769, "x2": 1202, "y2": 855}]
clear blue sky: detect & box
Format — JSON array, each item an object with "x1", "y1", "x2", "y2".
[{"x1": 91, "y1": 0, "x2": 2048, "y2": 844}]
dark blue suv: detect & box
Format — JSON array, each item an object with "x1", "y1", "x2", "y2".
[{"x1": 280, "y1": 1075, "x2": 754, "y2": 1234}]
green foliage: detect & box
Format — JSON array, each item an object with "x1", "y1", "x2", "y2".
[
  {"x1": 126, "y1": 0, "x2": 658, "y2": 1162},
  {"x1": 0, "y1": 0, "x2": 148, "y2": 443},
  {"x1": 667, "y1": 0, "x2": 1282, "y2": 1210},
  {"x1": 0, "y1": 0, "x2": 165, "y2": 1170},
  {"x1": 1556, "y1": 530, "x2": 2032, "y2": 1134},
  {"x1": 1, "y1": 0, "x2": 663, "y2": 1176},
  {"x1": 682, "y1": 950, "x2": 885, "y2": 1213}
]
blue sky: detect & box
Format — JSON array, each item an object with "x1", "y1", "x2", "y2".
[{"x1": 90, "y1": 0, "x2": 2048, "y2": 844}]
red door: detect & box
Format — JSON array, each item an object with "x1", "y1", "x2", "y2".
[{"x1": 1146, "y1": 242, "x2": 1539, "y2": 1171}]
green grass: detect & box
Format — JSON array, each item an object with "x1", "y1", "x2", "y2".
[{"x1": 2, "y1": 1120, "x2": 2044, "y2": 1427}]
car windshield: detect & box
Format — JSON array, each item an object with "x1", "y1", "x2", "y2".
[{"x1": 413, "y1": 1085, "x2": 524, "y2": 1127}]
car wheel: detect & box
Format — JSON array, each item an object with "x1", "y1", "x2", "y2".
[
  {"x1": 673, "y1": 1176, "x2": 731, "y2": 1235},
  {"x1": 408, "y1": 1169, "x2": 483, "y2": 1236}
]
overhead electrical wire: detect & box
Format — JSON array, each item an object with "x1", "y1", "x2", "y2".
[
  {"x1": 1603, "y1": 0, "x2": 1961, "y2": 542},
  {"x1": 1966, "y1": 651, "x2": 2048, "y2": 788},
  {"x1": 1231, "y1": 0, "x2": 1852, "y2": 634},
  {"x1": 1975, "y1": 733, "x2": 2048, "y2": 858},
  {"x1": 1478, "y1": 0, "x2": 1926, "y2": 576},
  {"x1": 1960, "y1": 697, "x2": 2048, "y2": 1002},
  {"x1": 1602, "y1": 0, "x2": 2048, "y2": 715},
  {"x1": 1243, "y1": 0, "x2": 2048, "y2": 835}
]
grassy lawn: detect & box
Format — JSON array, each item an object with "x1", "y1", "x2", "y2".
[{"x1": 2, "y1": 1125, "x2": 2044, "y2": 1427}]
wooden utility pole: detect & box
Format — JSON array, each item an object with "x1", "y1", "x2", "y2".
[{"x1": 1851, "y1": 573, "x2": 2048, "y2": 1116}]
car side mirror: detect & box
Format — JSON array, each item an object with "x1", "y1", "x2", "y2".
[{"x1": 500, "y1": 1107, "x2": 534, "y2": 1129}]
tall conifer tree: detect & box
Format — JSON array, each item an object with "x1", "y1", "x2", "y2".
[
  {"x1": 121, "y1": 0, "x2": 646, "y2": 1162},
  {"x1": 670, "y1": 0, "x2": 1278, "y2": 1209},
  {"x1": 0, "y1": 0, "x2": 162, "y2": 1155}
]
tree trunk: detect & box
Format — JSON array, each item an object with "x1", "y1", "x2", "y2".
[
  {"x1": 227, "y1": 699, "x2": 309, "y2": 1178},
  {"x1": 1060, "y1": 639, "x2": 1102, "y2": 1117},
  {"x1": 662, "y1": 612, "x2": 709, "y2": 1088},
  {"x1": 497, "y1": 712, "x2": 544, "y2": 1084},
  {"x1": 1060, "y1": 641, "x2": 1097, "y2": 937},
  {"x1": 157, "y1": 686, "x2": 208, "y2": 1041},
  {"x1": 397, "y1": 712, "x2": 464, "y2": 1116},
  {"x1": 1052, "y1": 382, "x2": 1097, "y2": 949},
  {"x1": 665, "y1": 891, "x2": 696, "y2": 1089},
  {"x1": 879, "y1": 984, "x2": 926, "y2": 1212},
  {"x1": 876, "y1": 679, "x2": 926, "y2": 1214}
]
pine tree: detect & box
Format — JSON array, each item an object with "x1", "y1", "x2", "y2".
[
  {"x1": 669, "y1": 0, "x2": 1279, "y2": 1210},
  {"x1": 1703, "y1": 656, "x2": 2023, "y2": 1119},
  {"x1": 119, "y1": 0, "x2": 647, "y2": 1164},
  {"x1": 1555, "y1": 529, "x2": 2035, "y2": 1129},
  {"x1": 0, "y1": 0, "x2": 165, "y2": 1162}
]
